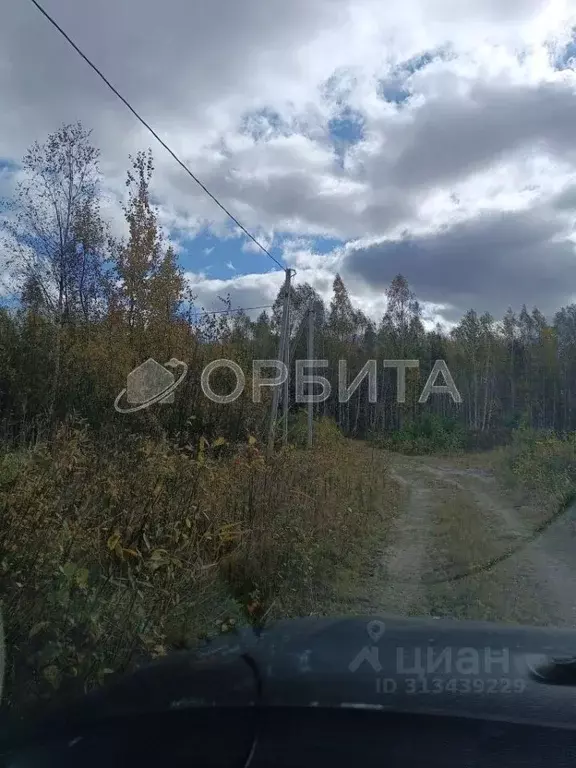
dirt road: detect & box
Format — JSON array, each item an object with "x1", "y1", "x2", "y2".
[{"x1": 365, "y1": 454, "x2": 576, "y2": 628}]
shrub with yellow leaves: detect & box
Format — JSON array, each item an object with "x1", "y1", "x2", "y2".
[{"x1": 0, "y1": 420, "x2": 392, "y2": 714}]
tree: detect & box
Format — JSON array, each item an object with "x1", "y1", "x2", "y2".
[
  {"x1": 502, "y1": 307, "x2": 518, "y2": 416},
  {"x1": 112, "y1": 149, "x2": 160, "y2": 331},
  {"x1": 329, "y1": 273, "x2": 355, "y2": 342},
  {"x1": 271, "y1": 281, "x2": 325, "y2": 339},
  {"x1": 148, "y1": 245, "x2": 184, "y2": 354},
  {"x1": 379, "y1": 275, "x2": 422, "y2": 428},
  {"x1": 3, "y1": 122, "x2": 106, "y2": 320},
  {"x1": 383, "y1": 274, "x2": 421, "y2": 356},
  {"x1": 451, "y1": 310, "x2": 481, "y2": 429},
  {"x1": 110, "y1": 150, "x2": 184, "y2": 353},
  {"x1": 554, "y1": 304, "x2": 576, "y2": 429},
  {"x1": 2, "y1": 123, "x2": 108, "y2": 424}
]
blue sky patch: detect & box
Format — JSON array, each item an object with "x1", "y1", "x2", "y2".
[
  {"x1": 553, "y1": 29, "x2": 576, "y2": 70},
  {"x1": 328, "y1": 107, "x2": 365, "y2": 166},
  {"x1": 175, "y1": 230, "x2": 342, "y2": 283},
  {"x1": 395, "y1": 50, "x2": 437, "y2": 76},
  {"x1": 0, "y1": 158, "x2": 17, "y2": 172},
  {"x1": 177, "y1": 230, "x2": 284, "y2": 280},
  {"x1": 308, "y1": 237, "x2": 343, "y2": 254},
  {"x1": 378, "y1": 80, "x2": 411, "y2": 104},
  {"x1": 328, "y1": 108, "x2": 364, "y2": 145},
  {"x1": 240, "y1": 107, "x2": 287, "y2": 141},
  {"x1": 379, "y1": 46, "x2": 452, "y2": 105}
]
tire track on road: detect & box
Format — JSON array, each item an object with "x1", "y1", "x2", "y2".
[
  {"x1": 370, "y1": 455, "x2": 576, "y2": 628},
  {"x1": 368, "y1": 462, "x2": 433, "y2": 617}
]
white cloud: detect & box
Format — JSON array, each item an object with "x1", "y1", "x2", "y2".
[
  {"x1": 185, "y1": 270, "x2": 284, "y2": 316},
  {"x1": 2, "y1": 0, "x2": 576, "y2": 317}
]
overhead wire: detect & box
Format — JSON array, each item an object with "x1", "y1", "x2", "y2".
[
  {"x1": 15, "y1": 3, "x2": 569, "y2": 584},
  {"x1": 191, "y1": 304, "x2": 273, "y2": 319},
  {"x1": 27, "y1": 0, "x2": 286, "y2": 272}
]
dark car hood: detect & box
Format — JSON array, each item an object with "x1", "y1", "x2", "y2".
[{"x1": 9, "y1": 613, "x2": 576, "y2": 741}]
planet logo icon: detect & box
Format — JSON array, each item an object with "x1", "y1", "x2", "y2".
[{"x1": 114, "y1": 358, "x2": 188, "y2": 414}]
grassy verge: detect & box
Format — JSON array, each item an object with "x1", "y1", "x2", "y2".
[
  {"x1": 425, "y1": 488, "x2": 528, "y2": 623},
  {"x1": 494, "y1": 430, "x2": 576, "y2": 512},
  {"x1": 423, "y1": 436, "x2": 576, "y2": 626},
  {"x1": 0, "y1": 421, "x2": 393, "y2": 714},
  {"x1": 314, "y1": 451, "x2": 401, "y2": 617}
]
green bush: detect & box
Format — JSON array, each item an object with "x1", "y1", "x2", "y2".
[
  {"x1": 374, "y1": 414, "x2": 465, "y2": 455},
  {"x1": 500, "y1": 428, "x2": 576, "y2": 506}
]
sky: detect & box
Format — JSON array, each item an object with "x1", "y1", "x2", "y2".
[{"x1": 2, "y1": 0, "x2": 576, "y2": 325}]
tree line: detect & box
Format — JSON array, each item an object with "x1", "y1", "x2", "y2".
[{"x1": 1, "y1": 122, "x2": 575, "y2": 448}]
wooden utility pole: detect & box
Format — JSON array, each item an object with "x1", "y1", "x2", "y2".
[
  {"x1": 282, "y1": 276, "x2": 292, "y2": 447},
  {"x1": 267, "y1": 269, "x2": 292, "y2": 455},
  {"x1": 307, "y1": 304, "x2": 315, "y2": 448}
]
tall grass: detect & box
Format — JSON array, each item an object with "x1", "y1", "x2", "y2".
[
  {"x1": 0, "y1": 419, "x2": 391, "y2": 713},
  {"x1": 497, "y1": 429, "x2": 576, "y2": 509}
]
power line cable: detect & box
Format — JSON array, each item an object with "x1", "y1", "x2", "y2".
[
  {"x1": 192, "y1": 304, "x2": 272, "y2": 318},
  {"x1": 27, "y1": 0, "x2": 286, "y2": 272}
]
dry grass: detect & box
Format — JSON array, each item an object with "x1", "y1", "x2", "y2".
[
  {"x1": 494, "y1": 430, "x2": 576, "y2": 511},
  {"x1": 421, "y1": 449, "x2": 570, "y2": 625},
  {"x1": 0, "y1": 420, "x2": 393, "y2": 714}
]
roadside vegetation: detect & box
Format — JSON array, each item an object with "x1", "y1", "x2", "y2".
[
  {"x1": 496, "y1": 429, "x2": 576, "y2": 512},
  {"x1": 0, "y1": 421, "x2": 393, "y2": 712},
  {"x1": 373, "y1": 414, "x2": 466, "y2": 455},
  {"x1": 0, "y1": 123, "x2": 400, "y2": 716},
  {"x1": 4, "y1": 122, "x2": 576, "y2": 712}
]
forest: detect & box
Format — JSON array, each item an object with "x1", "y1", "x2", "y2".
[{"x1": 1, "y1": 122, "x2": 575, "y2": 452}]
